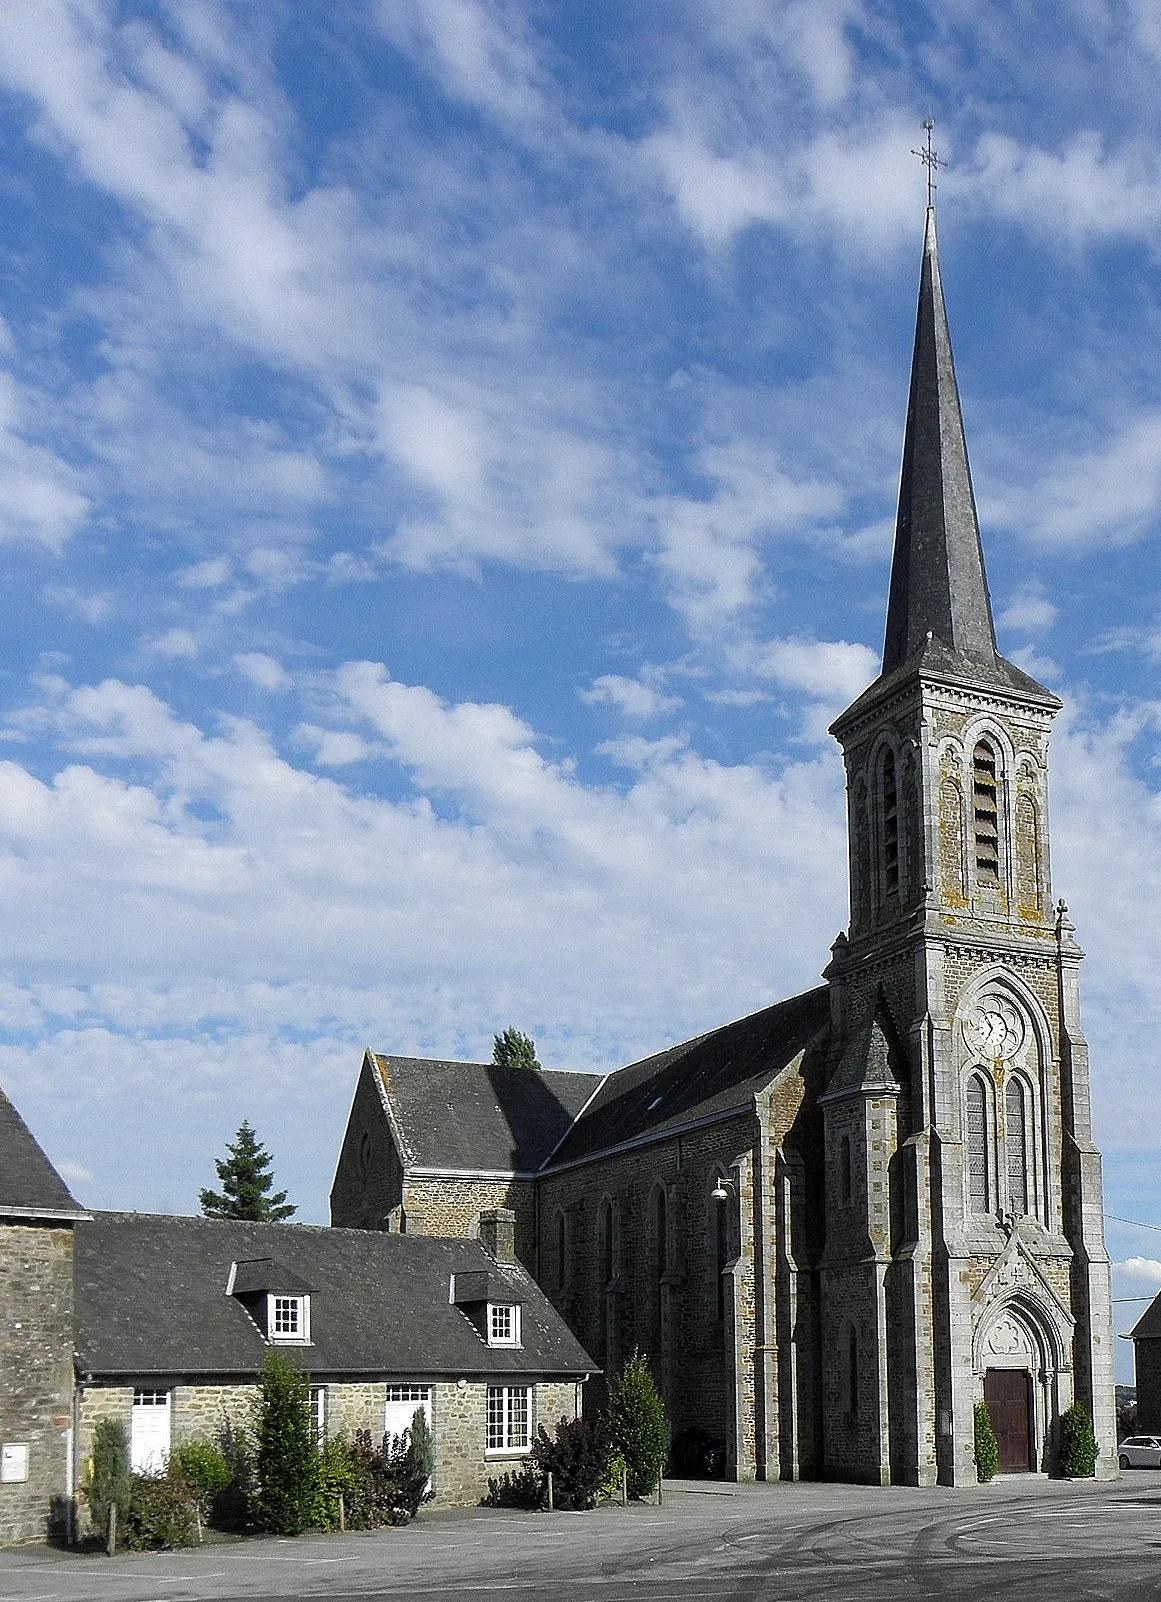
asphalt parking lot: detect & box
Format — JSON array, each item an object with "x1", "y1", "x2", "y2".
[{"x1": 4, "y1": 1473, "x2": 1161, "y2": 1602}]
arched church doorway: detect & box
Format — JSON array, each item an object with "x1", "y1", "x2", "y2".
[{"x1": 983, "y1": 1368, "x2": 1033, "y2": 1473}]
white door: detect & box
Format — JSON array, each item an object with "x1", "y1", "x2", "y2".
[
  {"x1": 130, "y1": 1390, "x2": 171, "y2": 1473},
  {"x1": 384, "y1": 1384, "x2": 431, "y2": 1444}
]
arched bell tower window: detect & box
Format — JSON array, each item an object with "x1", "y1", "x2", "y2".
[
  {"x1": 966, "y1": 1075, "x2": 990, "y2": 1214},
  {"x1": 972, "y1": 740, "x2": 1001, "y2": 883},
  {"x1": 1005, "y1": 1077, "x2": 1030, "y2": 1217},
  {"x1": 881, "y1": 748, "x2": 900, "y2": 899}
]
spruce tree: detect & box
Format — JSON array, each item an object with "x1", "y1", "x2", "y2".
[
  {"x1": 492, "y1": 1028, "x2": 541, "y2": 1071},
  {"x1": 199, "y1": 1121, "x2": 296, "y2": 1221}
]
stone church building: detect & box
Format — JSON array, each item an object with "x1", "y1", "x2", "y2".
[{"x1": 333, "y1": 205, "x2": 1117, "y2": 1487}]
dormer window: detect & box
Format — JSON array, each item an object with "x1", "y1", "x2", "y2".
[
  {"x1": 270, "y1": 1293, "x2": 309, "y2": 1341},
  {"x1": 488, "y1": 1303, "x2": 520, "y2": 1346},
  {"x1": 228, "y1": 1258, "x2": 313, "y2": 1344}
]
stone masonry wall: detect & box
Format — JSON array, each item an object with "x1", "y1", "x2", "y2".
[
  {"x1": 0, "y1": 1221, "x2": 74, "y2": 1546},
  {"x1": 401, "y1": 1176, "x2": 538, "y2": 1267},
  {"x1": 535, "y1": 1114, "x2": 761, "y2": 1476},
  {"x1": 77, "y1": 1376, "x2": 579, "y2": 1512}
]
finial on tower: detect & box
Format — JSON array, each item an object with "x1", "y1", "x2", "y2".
[{"x1": 911, "y1": 118, "x2": 945, "y2": 210}]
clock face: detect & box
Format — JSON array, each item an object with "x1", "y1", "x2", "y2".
[{"x1": 964, "y1": 996, "x2": 1025, "y2": 1062}]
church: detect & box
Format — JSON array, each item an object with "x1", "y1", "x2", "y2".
[{"x1": 331, "y1": 203, "x2": 1118, "y2": 1486}]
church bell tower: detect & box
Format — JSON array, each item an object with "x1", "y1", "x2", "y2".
[{"x1": 821, "y1": 204, "x2": 1116, "y2": 1484}]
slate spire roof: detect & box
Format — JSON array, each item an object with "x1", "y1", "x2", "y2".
[{"x1": 882, "y1": 206, "x2": 998, "y2": 675}]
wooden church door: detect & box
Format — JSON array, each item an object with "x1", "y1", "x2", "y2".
[{"x1": 984, "y1": 1369, "x2": 1032, "y2": 1472}]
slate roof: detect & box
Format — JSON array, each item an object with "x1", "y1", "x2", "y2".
[
  {"x1": 1130, "y1": 1293, "x2": 1161, "y2": 1341},
  {"x1": 371, "y1": 1055, "x2": 598, "y2": 1174},
  {"x1": 0, "y1": 1085, "x2": 84, "y2": 1218},
  {"x1": 74, "y1": 1212, "x2": 595, "y2": 1380},
  {"x1": 883, "y1": 205, "x2": 998, "y2": 676},
  {"x1": 546, "y1": 987, "x2": 831, "y2": 1169}
]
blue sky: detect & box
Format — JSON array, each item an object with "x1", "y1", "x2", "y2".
[{"x1": 1, "y1": 0, "x2": 1160, "y2": 1377}]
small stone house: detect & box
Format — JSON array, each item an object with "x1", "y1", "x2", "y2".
[
  {"x1": 73, "y1": 1207, "x2": 594, "y2": 1507},
  {"x1": 0, "y1": 1088, "x2": 87, "y2": 1545},
  {"x1": 1129, "y1": 1297, "x2": 1161, "y2": 1433}
]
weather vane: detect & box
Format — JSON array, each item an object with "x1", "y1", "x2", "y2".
[{"x1": 911, "y1": 118, "x2": 945, "y2": 208}]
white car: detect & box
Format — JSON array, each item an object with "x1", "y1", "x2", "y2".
[{"x1": 1118, "y1": 1436, "x2": 1161, "y2": 1469}]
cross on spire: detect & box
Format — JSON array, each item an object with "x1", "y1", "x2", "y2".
[{"x1": 911, "y1": 118, "x2": 945, "y2": 209}]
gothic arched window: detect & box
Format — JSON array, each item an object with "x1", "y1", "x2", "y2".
[
  {"x1": 654, "y1": 1187, "x2": 668, "y2": 1328},
  {"x1": 555, "y1": 1209, "x2": 567, "y2": 1290},
  {"x1": 966, "y1": 1076, "x2": 990, "y2": 1214},
  {"x1": 881, "y1": 748, "x2": 900, "y2": 899},
  {"x1": 709, "y1": 1176, "x2": 730, "y2": 1325},
  {"x1": 1005, "y1": 1077, "x2": 1030, "y2": 1217},
  {"x1": 972, "y1": 740, "x2": 1001, "y2": 883},
  {"x1": 599, "y1": 1200, "x2": 614, "y2": 1288},
  {"x1": 847, "y1": 1326, "x2": 860, "y2": 1416}
]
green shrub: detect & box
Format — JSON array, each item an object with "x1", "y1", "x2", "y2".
[
  {"x1": 974, "y1": 1402, "x2": 999, "y2": 1483},
  {"x1": 212, "y1": 1417, "x2": 256, "y2": 1531},
  {"x1": 1059, "y1": 1403, "x2": 1097, "y2": 1478},
  {"x1": 606, "y1": 1352, "x2": 668, "y2": 1499},
  {"x1": 168, "y1": 1438, "x2": 230, "y2": 1527},
  {"x1": 528, "y1": 1417, "x2": 610, "y2": 1510},
  {"x1": 251, "y1": 1350, "x2": 318, "y2": 1535},
  {"x1": 86, "y1": 1417, "x2": 131, "y2": 1544},
  {"x1": 341, "y1": 1428, "x2": 428, "y2": 1528},
  {"x1": 598, "y1": 1449, "x2": 627, "y2": 1503},
  {"x1": 124, "y1": 1473, "x2": 198, "y2": 1550},
  {"x1": 482, "y1": 1466, "x2": 545, "y2": 1509},
  {"x1": 312, "y1": 1434, "x2": 356, "y2": 1532}
]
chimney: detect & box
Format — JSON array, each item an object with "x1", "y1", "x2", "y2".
[{"x1": 477, "y1": 1207, "x2": 517, "y2": 1264}]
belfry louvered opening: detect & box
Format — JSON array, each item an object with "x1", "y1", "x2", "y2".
[{"x1": 972, "y1": 740, "x2": 1000, "y2": 882}]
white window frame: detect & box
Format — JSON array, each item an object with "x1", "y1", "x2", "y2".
[
  {"x1": 267, "y1": 1292, "x2": 310, "y2": 1343},
  {"x1": 486, "y1": 1384, "x2": 530, "y2": 1453},
  {"x1": 310, "y1": 1385, "x2": 326, "y2": 1442},
  {"x1": 487, "y1": 1303, "x2": 521, "y2": 1347}
]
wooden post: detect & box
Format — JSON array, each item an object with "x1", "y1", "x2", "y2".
[
  {"x1": 339, "y1": 1491, "x2": 346, "y2": 1533},
  {"x1": 195, "y1": 1501, "x2": 202, "y2": 1543},
  {"x1": 547, "y1": 1470, "x2": 554, "y2": 1512},
  {"x1": 107, "y1": 1502, "x2": 116, "y2": 1557},
  {"x1": 621, "y1": 1461, "x2": 627, "y2": 1507},
  {"x1": 657, "y1": 1475, "x2": 663, "y2": 1507}
]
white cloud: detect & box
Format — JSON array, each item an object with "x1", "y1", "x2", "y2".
[
  {"x1": 988, "y1": 410, "x2": 1161, "y2": 547},
  {"x1": 581, "y1": 671, "x2": 682, "y2": 719},
  {"x1": 235, "y1": 653, "x2": 290, "y2": 691},
  {"x1": 376, "y1": 0, "x2": 547, "y2": 126},
  {"x1": 294, "y1": 725, "x2": 375, "y2": 766},
  {"x1": 998, "y1": 584, "x2": 1057, "y2": 633},
  {"x1": 0, "y1": 374, "x2": 88, "y2": 548},
  {"x1": 657, "y1": 442, "x2": 843, "y2": 628},
  {"x1": 969, "y1": 130, "x2": 1161, "y2": 245},
  {"x1": 180, "y1": 557, "x2": 232, "y2": 589},
  {"x1": 753, "y1": 637, "x2": 879, "y2": 702},
  {"x1": 147, "y1": 628, "x2": 199, "y2": 659},
  {"x1": 1116, "y1": 1257, "x2": 1161, "y2": 1286},
  {"x1": 42, "y1": 586, "x2": 112, "y2": 625}
]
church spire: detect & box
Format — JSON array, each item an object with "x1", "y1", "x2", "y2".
[{"x1": 881, "y1": 206, "x2": 998, "y2": 675}]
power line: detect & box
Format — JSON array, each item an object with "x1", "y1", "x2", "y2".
[{"x1": 1108, "y1": 1215, "x2": 1161, "y2": 1233}]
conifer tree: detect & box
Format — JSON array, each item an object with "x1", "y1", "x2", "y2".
[
  {"x1": 492, "y1": 1028, "x2": 541, "y2": 1071},
  {"x1": 606, "y1": 1351, "x2": 668, "y2": 1498},
  {"x1": 252, "y1": 1350, "x2": 317, "y2": 1535},
  {"x1": 199, "y1": 1121, "x2": 296, "y2": 1221}
]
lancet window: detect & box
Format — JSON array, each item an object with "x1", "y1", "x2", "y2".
[
  {"x1": 1005, "y1": 1077, "x2": 1030, "y2": 1217},
  {"x1": 881, "y1": 748, "x2": 900, "y2": 899},
  {"x1": 966, "y1": 1075, "x2": 990, "y2": 1213}
]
